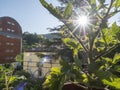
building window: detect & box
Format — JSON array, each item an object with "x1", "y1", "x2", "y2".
[
  {"x1": 5, "y1": 49, "x2": 14, "y2": 53},
  {"x1": 11, "y1": 30, "x2": 15, "y2": 32},
  {"x1": 6, "y1": 42, "x2": 10, "y2": 45},
  {"x1": 7, "y1": 28, "x2": 11, "y2": 31},
  {"x1": 11, "y1": 23, "x2": 15, "y2": 26},
  {"x1": 11, "y1": 50, "x2": 14, "y2": 52},
  {"x1": 7, "y1": 21, "x2": 15, "y2": 26},
  {"x1": 6, "y1": 42, "x2": 14, "y2": 46},
  {"x1": 5, "y1": 49, "x2": 10, "y2": 52},
  {"x1": 6, "y1": 57, "x2": 10, "y2": 60},
  {"x1": 11, "y1": 43, "x2": 14, "y2": 46},
  {"x1": 10, "y1": 57, "x2": 13, "y2": 59},
  {"x1": 7, "y1": 21, "x2": 11, "y2": 24},
  {"x1": 0, "y1": 28, "x2": 2, "y2": 31},
  {"x1": 6, "y1": 35, "x2": 13, "y2": 38}
]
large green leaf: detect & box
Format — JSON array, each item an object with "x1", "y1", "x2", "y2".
[{"x1": 63, "y1": 3, "x2": 72, "y2": 18}]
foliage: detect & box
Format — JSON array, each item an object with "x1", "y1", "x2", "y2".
[
  {"x1": 43, "y1": 67, "x2": 64, "y2": 90},
  {"x1": 0, "y1": 65, "x2": 22, "y2": 90},
  {"x1": 40, "y1": 0, "x2": 120, "y2": 89},
  {"x1": 15, "y1": 53, "x2": 23, "y2": 63},
  {"x1": 22, "y1": 32, "x2": 59, "y2": 51},
  {"x1": 14, "y1": 70, "x2": 45, "y2": 90},
  {"x1": 22, "y1": 32, "x2": 45, "y2": 51},
  {"x1": 0, "y1": 63, "x2": 46, "y2": 90}
]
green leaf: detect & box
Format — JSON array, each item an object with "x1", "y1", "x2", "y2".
[
  {"x1": 40, "y1": 0, "x2": 63, "y2": 19},
  {"x1": 44, "y1": 67, "x2": 63, "y2": 90},
  {"x1": 111, "y1": 22, "x2": 120, "y2": 36},
  {"x1": 90, "y1": 0, "x2": 96, "y2": 5},
  {"x1": 88, "y1": 60, "x2": 104, "y2": 73},
  {"x1": 102, "y1": 57, "x2": 112, "y2": 64},
  {"x1": 97, "y1": 47, "x2": 105, "y2": 52},
  {"x1": 63, "y1": 38, "x2": 82, "y2": 50},
  {"x1": 77, "y1": 75, "x2": 88, "y2": 83},
  {"x1": 102, "y1": 28, "x2": 118, "y2": 45},
  {"x1": 15, "y1": 54, "x2": 23, "y2": 62},
  {"x1": 102, "y1": 78, "x2": 120, "y2": 89},
  {"x1": 112, "y1": 53, "x2": 120, "y2": 64},
  {"x1": 58, "y1": 75, "x2": 65, "y2": 90},
  {"x1": 113, "y1": 65, "x2": 120, "y2": 72},
  {"x1": 96, "y1": 4, "x2": 103, "y2": 10},
  {"x1": 110, "y1": 22, "x2": 120, "y2": 41},
  {"x1": 96, "y1": 70, "x2": 115, "y2": 81},
  {"x1": 98, "y1": 0, "x2": 105, "y2": 4},
  {"x1": 73, "y1": 49, "x2": 82, "y2": 69},
  {"x1": 63, "y1": 3, "x2": 72, "y2": 18},
  {"x1": 0, "y1": 66, "x2": 4, "y2": 71},
  {"x1": 113, "y1": 0, "x2": 120, "y2": 7},
  {"x1": 9, "y1": 76, "x2": 17, "y2": 84},
  {"x1": 60, "y1": 60, "x2": 71, "y2": 73}
]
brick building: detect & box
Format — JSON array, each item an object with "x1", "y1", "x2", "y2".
[{"x1": 0, "y1": 16, "x2": 22, "y2": 63}]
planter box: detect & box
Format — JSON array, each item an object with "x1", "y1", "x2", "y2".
[{"x1": 62, "y1": 82, "x2": 105, "y2": 90}]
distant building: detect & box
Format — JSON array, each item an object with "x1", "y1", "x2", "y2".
[
  {"x1": 0, "y1": 16, "x2": 22, "y2": 63},
  {"x1": 23, "y1": 47, "x2": 60, "y2": 78}
]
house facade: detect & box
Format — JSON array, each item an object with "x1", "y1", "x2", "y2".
[{"x1": 23, "y1": 47, "x2": 60, "y2": 78}]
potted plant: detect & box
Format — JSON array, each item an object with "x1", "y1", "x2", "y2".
[{"x1": 40, "y1": 0, "x2": 120, "y2": 90}]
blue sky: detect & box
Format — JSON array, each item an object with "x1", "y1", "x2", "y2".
[
  {"x1": 0, "y1": 0, "x2": 62, "y2": 34},
  {"x1": 0, "y1": 0, "x2": 120, "y2": 34}
]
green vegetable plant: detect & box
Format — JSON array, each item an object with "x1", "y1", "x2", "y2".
[
  {"x1": 0, "y1": 65, "x2": 18, "y2": 90},
  {"x1": 40, "y1": 0, "x2": 120, "y2": 89}
]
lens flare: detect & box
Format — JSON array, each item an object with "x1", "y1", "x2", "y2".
[{"x1": 77, "y1": 15, "x2": 89, "y2": 26}]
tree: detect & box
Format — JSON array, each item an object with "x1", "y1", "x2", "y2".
[
  {"x1": 22, "y1": 32, "x2": 45, "y2": 50},
  {"x1": 40, "y1": 0, "x2": 120, "y2": 89}
]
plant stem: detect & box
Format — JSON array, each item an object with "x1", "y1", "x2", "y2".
[{"x1": 94, "y1": 43, "x2": 120, "y2": 60}]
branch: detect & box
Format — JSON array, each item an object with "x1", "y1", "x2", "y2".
[
  {"x1": 104, "y1": 0, "x2": 113, "y2": 18},
  {"x1": 64, "y1": 23, "x2": 88, "y2": 53},
  {"x1": 94, "y1": 43, "x2": 120, "y2": 60},
  {"x1": 91, "y1": 0, "x2": 114, "y2": 59}
]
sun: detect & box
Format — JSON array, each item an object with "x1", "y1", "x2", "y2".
[
  {"x1": 71, "y1": 15, "x2": 90, "y2": 33},
  {"x1": 77, "y1": 15, "x2": 89, "y2": 27}
]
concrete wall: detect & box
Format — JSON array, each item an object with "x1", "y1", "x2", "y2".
[{"x1": 23, "y1": 51, "x2": 60, "y2": 78}]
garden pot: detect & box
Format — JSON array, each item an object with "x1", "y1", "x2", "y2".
[
  {"x1": 62, "y1": 82, "x2": 87, "y2": 90},
  {"x1": 62, "y1": 82, "x2": 105, "y2": 90}
]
